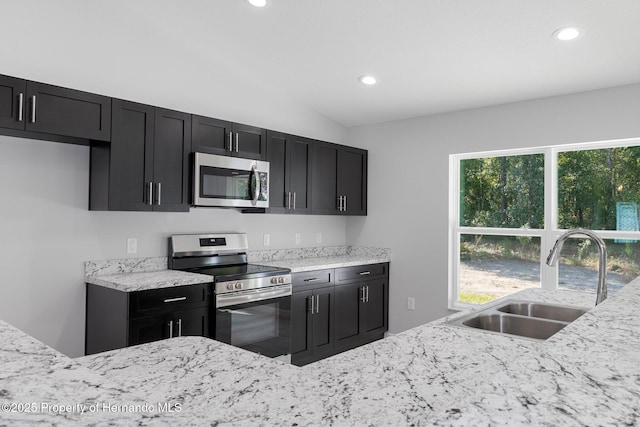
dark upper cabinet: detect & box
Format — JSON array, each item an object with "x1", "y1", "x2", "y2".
[
  {"x1": 90, "y1": 100, "x2": 191, "y2": 212},
  {"x1": 338, "y1": 146, "x2": 367, "y2": 215},
  {"x1": 0, "y1": 75, "x2": 26, "y2": 130},
  {"x1": 312, "y1": 141, "x2": 367, "y2": 215},
  {"x1": 192, "y1": 115, "x2": 266, "y2": 160},
  {"x1": 311, "y1": 141, "x2": 339, "y2": 215},
  {"x1": 152, "y1": 108, "x2": 191, "y2": 212},
  {"x1": 266, "y1": 131, "x2": 312, "y2": 214},
  {"x1": 191, "y1": 115, "x2": 233, "y2": 156},
  {"x1": 0, "y1": 75, "x2": 111, "y2": 141}
]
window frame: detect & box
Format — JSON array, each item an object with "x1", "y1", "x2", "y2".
[{"x1": 449, "y1": 137, "x2": 640, "y2": 310}]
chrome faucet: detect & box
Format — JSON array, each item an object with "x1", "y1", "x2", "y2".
[{"x1": 546, "y1": 228, "x2": 608, "y2": 305}]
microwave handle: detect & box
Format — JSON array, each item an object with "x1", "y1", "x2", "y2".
[{"x1": 251, "y1": 165, "x2": 260, "y2": 204}]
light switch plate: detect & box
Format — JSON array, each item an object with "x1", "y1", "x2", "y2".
[
  {"x1": 295, "y1": 233, "x2": 301, "y2": 245},
  {"x1": 316, "y1": 233, "x2": 322, "y2": 244},
  {"x1": 127, "y1": 238, "x2": 137, "y2": 254},
  {"x1": 263, "y1": 233, "x2": 271, "y2": 246}
]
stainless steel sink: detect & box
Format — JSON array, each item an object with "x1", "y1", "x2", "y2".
[
  {"x1": 496, "y1": 302, "x2": 587, "y2": 323},
  {"x1": 447, "y1": 299, "x2": 590, "y2": 341}
]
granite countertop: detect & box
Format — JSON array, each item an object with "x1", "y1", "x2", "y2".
[
  {"x1": 84, "y1": 246, "x2": 391, "y2": 291},
  {"x1": 2, "y1": 277, "x2": 635, "y2": 425},
  {"x1": 261, "y1": 253, "x2": 390, "y2": 273},
  {"x1": 85, "y1": 270, "x2": 213, "y2": 292}
]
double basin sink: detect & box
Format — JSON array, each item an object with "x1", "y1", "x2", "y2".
[{"x1": 447, "y1": 300, "x2": 590, "y2": 341}]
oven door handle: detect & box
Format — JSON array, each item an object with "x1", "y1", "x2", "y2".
[{"x1": 216, "y1": 284, "x2": 291, "y2": 308}]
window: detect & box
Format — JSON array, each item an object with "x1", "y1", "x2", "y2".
[{"x1": 449, "y1": 138, "x2": 640, "y2": 309}]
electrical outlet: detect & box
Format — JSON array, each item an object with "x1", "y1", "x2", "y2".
[
  {"x1": 295, "y1": 233, "x2": 301, "y2": 245},
  {"x1": 408, "y1": 297, "x2": 415, "y2": 310},
  {"x1": 316, "y1": 233, "x2": 322, "y2": 244},
  {"x1": 127, "y1": 238, "x2": 137, "y2": 254},
  {"x1": 263, "y1": 233, "x2": 270, "y2": 246}
]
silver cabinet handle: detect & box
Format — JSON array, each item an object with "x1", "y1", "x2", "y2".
[
  {"x1": 315, "y1": 294, "x2": 320, "y2": 313},
  {"x1": 17, "y1": 93, "x2": 24, "y2": 122},
  {"x1": 287, "y1": 191, "x2": 292, "y2": 209},
  {"x1": 235, "y1": 133, "x2": 239, "y2": 152},
  {"x1": 359, "y1": 271, "x2": 371, "y2": 276},
  {"x1": 228, "y1": 132, "x2": 233, "y2": 151},
  {"x1": 360, "y1": 286, "x2": 366, "y2": 303},
  {"x1": 147, "y1": 182, "x2": 154, "y2": 205},
  {"x1": 168, "y1": 320, "x2": 174, "y2": 338},
  {"x1": 344, "y1": 195, "x2": 347, "y2": 211},
  {"x1": 303, "y1": 277, "x2": 318, "y2": 282},
  {"x1": 337, "y1": 196, "x2": 342, "y2": 211},
  {"x1": 163, "y1": 296, "x2": 187, "y2": 303},
  {"x1": 309, "y1": 295, "x2": 315, "y2": 314},
  {"x1": 177, "y1": 318, "x2": 182, "y2": 337},
  {"x1": 366, "y1": 285, "x2": 369, "y2": 303},
  {"x1": 30, "y1": 95, "x2": 36, "y2": 123},
  {"x1": 156, "y1": 182, "x2": 162, "y2": 205},
  {"x1": 293, "y1": 192, "x2": 296, "y2": 210}
]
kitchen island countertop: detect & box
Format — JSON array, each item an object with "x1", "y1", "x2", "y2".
[{"x1": 3, "y1": 278, "x2": 639, "y2": 425}]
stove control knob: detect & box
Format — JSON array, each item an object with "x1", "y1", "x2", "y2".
[
  {"x1": 226, "y1": 283, "x2": 234, "y2": 290},
  {"x1": 270, "y1": 277, "x2": 278, "y2": 284},
  {"x1": 235, "y1": 282, "x2": 243, "y2": 290},
  {"x1": 278, "y1": 276, "x2": 285, "y2": 284}
]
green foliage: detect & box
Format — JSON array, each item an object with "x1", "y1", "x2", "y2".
[
  {"x1": 460, "y1": 154, "x2": 544, "y2": 228},
  {"x1": 558, "y1": 147, "x2": 640, "y2": 230},
  {"x1": 459, "y1": 291, "x2": 496, "y2": 304}
]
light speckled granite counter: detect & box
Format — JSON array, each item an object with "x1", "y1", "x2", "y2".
[
  {"x1": 85, "y1": 270, "x2": 212, "y2": 292},
  {"x1": 84, "y1": 246, "x2": 390, "y2": 291},
  {"x1": 3, "y1": 277, "x2": 638, "y2": 425}
]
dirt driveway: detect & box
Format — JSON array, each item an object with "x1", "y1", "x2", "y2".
[{"x1": 460, "y1": 259, "x2": 628, "y2": 299}]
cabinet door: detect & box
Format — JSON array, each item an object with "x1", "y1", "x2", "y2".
[
  {"x1": 192, "y1": 115, "x2": 233, "y2": 156},
  {"x1": 0, "y1": 75, "x2": 26, "y2": 130},
  {"x1": 152, "y1": 108, "x2": 191, "y2": 212},
  {"x1": 291, "y1": 290, "x2": 313, "y2": 360},
  {"x1": 338, "y1": 146, "x2": 367, "y2": 215},
  {"x1": 25, "y1": 81, "x2": 111, "y2": 141},
  {"x1": 333, "y1": 282, "x2": 363, "y2": 346},
  {"x1": 361, "y1": 278, "x2": 388, "y2": 335},
  {"x1": 173, "y1": 307, "x2": 210, "y2": 338},
  {"x1": 312, "y1": 287, "x2": 334, "y2": 355},
  {"x1": 311, "y1": 141, "x2": 339, "y2": 215},
  {"x1": 108, "y1": 100, "x2": 154, "y2": 211},
  {"x1": 234, "y1": 123, "x2": 266, "y2": 160},
  {"x1": 129, "y1": 314, "x2": 171, "y2": 346},
  {"x1": 288, "y1": 136, "x2": 312, "y2": 214},
  {"x1": 266, "y1": 131, "x2": 288, "y2": 213}
]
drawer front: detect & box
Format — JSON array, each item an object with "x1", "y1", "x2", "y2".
[
  {"x1": 129, "y1": 283, "x2": 211, "y2": 318},
  {"x1": 292, "y1": 269, "x2": 333, "y2": 291},
  {"x1": 335, "y1": 263, "x2": 387, "y2": 283}
]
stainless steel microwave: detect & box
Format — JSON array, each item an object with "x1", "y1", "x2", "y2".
[{"x1": 193, "y1": 152, "x2": 269, "y2": 208}]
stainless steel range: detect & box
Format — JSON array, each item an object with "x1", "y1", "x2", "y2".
[{"x1": 169, "y1": 233, "x2": 292, "y2": 362}]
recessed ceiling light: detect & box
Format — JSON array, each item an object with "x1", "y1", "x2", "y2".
[
  {"x1": 247, "y1": 0, "x2": 268, "y2": 7},
  {"x1": 553, "y1": 27, "x2": 582, "y2": 41},
  {"x1": 358, "y1": 75, "x2": 377, "y2": 85}
]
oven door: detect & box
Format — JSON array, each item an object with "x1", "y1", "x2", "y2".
[
  {"x1": 193, "y1": 152, "x2": 269, "y2": 208},
  {"x1": 215, "y1": 284, "x2": 291, "y2": 360}
]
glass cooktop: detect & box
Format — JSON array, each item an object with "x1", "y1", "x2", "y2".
[{"x1": 190, "y1": 264, "x2": 290, "y2": 282}]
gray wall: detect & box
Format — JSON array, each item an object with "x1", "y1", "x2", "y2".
[{"x1": 345, "y1": 84, "x2": 640, "y2": 334}]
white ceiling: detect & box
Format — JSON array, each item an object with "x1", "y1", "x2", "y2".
[{"x1": 3, "y1": 0, "x2": 640, "y2": 128}]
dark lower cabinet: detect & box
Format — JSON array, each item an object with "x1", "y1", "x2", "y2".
[
  {"x1": 85, "y1": 283, "x2": 212, "y2": 355},
  {"x1": 129, "y1": 307, "x2": 209, "y2": 346},
  {"x1": 89, "y1": 100, "x2": 191, "y2": 212},
  {"x1": 291, "y1": 263, "x2": 389, "y2": 366}
]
